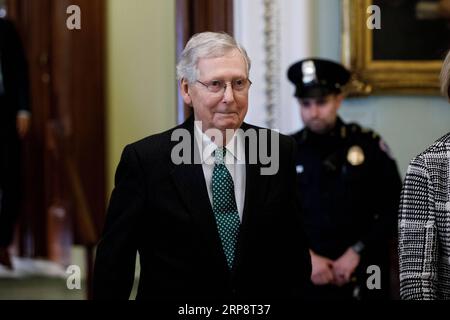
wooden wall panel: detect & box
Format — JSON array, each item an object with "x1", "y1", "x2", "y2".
[{"x1": 4, "y1": 0, "x2": 105, "y2": 265}]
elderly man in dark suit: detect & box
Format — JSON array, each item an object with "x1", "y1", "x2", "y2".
[
  {"x1": 0, "y1": 17, "x2": 30, "y2": 269},
  {"x1": 93, "y1": 32, "x2": 311, "y2": 300}
]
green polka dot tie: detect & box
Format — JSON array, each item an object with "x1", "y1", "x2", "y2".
[{"x1": 212, "y1": 147, "x2": 241, "y2": 270}]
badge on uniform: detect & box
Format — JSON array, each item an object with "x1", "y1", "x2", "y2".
[{"x1": 347, "y1": 145, "x2": 365, "y2": 166}]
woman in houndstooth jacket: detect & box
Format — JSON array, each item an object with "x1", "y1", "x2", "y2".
[{"x1": 399, "y1": 50, "x2": 450, "y2": 300}]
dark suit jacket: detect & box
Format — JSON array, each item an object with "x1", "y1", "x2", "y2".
[
  {"x1": 0, "y1": 18, "x2": 29, "y2": 247},
  {"x1": 0, "y1": 18, "x2": 30, "y2": 129},
  {"x1": 93, "y1": 117, "x2": 311, "y2": 300}
]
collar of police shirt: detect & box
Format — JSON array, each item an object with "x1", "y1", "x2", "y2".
[{"x1": 194, "y1": 120, "x2": 246, "y2": 222}]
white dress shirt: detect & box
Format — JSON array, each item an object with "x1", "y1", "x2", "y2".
[{"x1": 194, "y1": 122, "x2": 246, "y2": 222}]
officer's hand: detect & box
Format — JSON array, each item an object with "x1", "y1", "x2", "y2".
[
  {"x1": 310, "y1": 250, "x2": 335, "y2": 285},
  {"x1": 16, "y1": 114, "x2": 31, "y2": 139},
  {"x1": 332, "y1": 247, "x2": 360, "y2": 286}
]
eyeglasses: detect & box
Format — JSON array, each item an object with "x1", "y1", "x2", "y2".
[{"x1": 196, "y1": 78, "x2": 252, "y2": 94}]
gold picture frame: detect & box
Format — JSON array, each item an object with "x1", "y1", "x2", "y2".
[{"x1": 341, "y1": 0, "x2": 446, "y2": 96}]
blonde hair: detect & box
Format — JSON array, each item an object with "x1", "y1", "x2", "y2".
[{"x1": 440, "y1": 50, "x2": 450, "y2": 100}]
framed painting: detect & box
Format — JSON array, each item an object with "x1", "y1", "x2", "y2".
[{"x1": 342, "y1": 0, "x2": 450, "y2": 95}]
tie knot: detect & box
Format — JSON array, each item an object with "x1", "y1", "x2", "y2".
[{"x1": 214, "y1": 147, "x2": 225, "y2": 164}]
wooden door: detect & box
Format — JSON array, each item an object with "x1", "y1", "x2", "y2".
[{"x1": 4, "y1": 0, "x2": 105, "y2": 267}]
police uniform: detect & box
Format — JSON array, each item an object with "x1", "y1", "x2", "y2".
[{"x1": 288, "y1": 58, "x2": 402, "y2": 300}]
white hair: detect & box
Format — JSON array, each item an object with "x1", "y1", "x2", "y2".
[
  {"x1": 176, "y1": 32, "x2": 251, "y2": 83},
  {"x1": 440, "y1": 50, "x2": 450, "y2": 100}
]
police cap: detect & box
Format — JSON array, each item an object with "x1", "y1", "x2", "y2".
[{"x1": 287, "y1": 58, "x2": 351, "y2": 98}]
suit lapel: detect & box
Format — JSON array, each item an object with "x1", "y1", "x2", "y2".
[
  {"x1": 233, "y1": 123, "x2": 269, "y2": 272},
  {"x1": 169, "y1": 118, "x2": 229, "y2": 273},
  {"x1": 241, "y1": 158, "x2": 260, "y2": 230},
  {"x1": 240, "y1": 123, "x2": 269, "y2": 227}
]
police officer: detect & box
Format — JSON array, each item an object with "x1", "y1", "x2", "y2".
[{"x1": 287, "y1": 58, "x2": 402, "y2": 300}]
